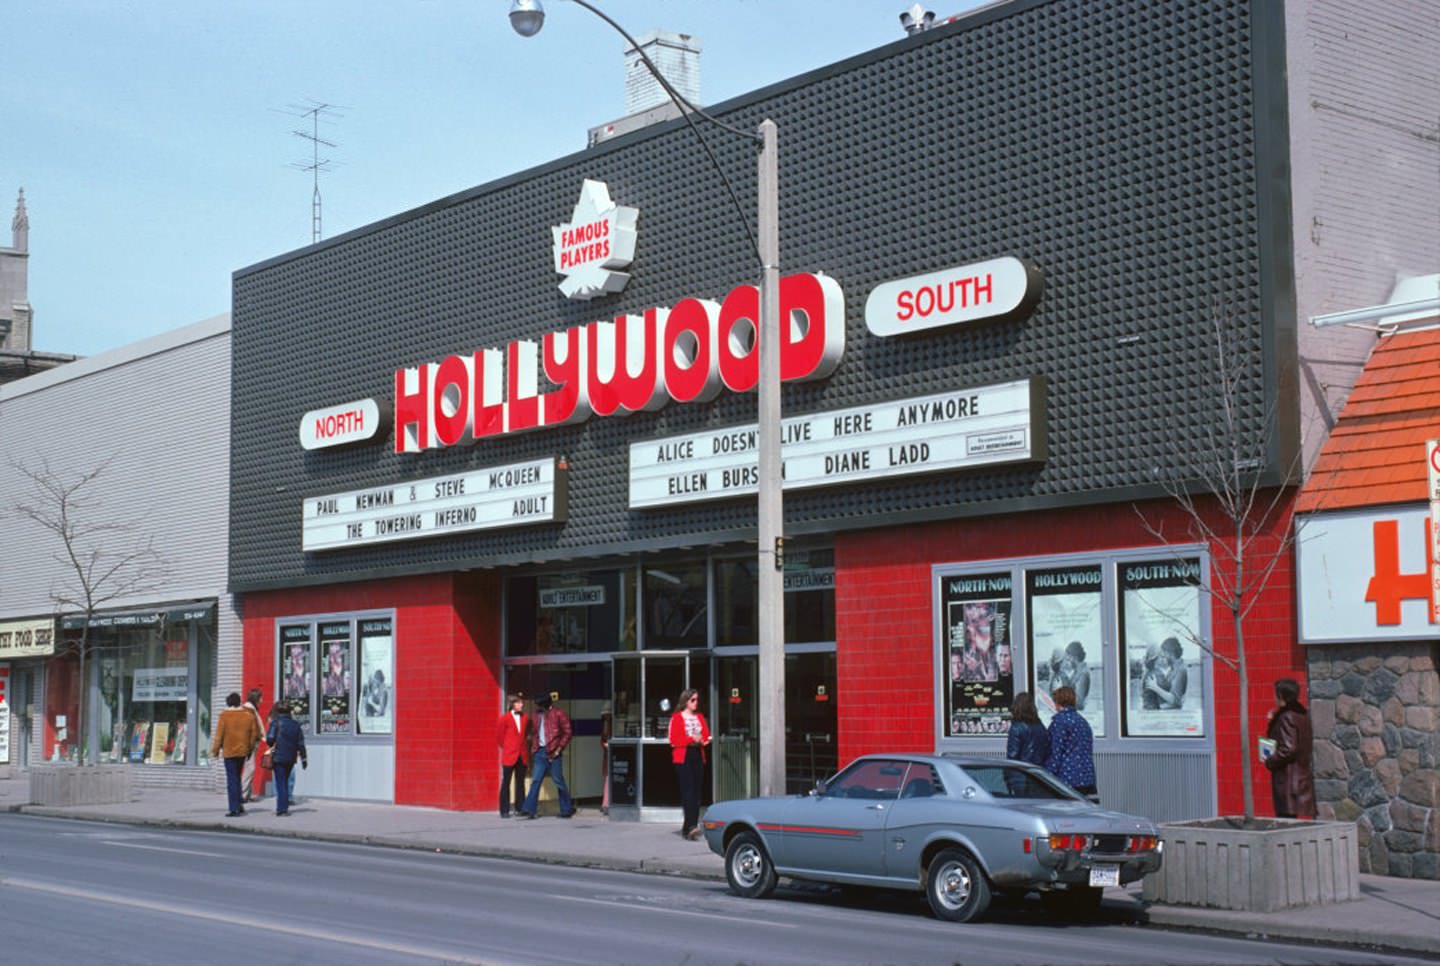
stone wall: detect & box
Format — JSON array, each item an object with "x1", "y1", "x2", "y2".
[{"x1": 1308, "y1": 643, "x2": 1440, "y2": 878}]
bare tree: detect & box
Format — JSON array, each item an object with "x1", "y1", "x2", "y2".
[
  {"x1": 1135, "y1": 303, "x2": 1306, "y2": 823},
  {"x1": 12, "y1": 459, "x2": 168, "y2": 766}
]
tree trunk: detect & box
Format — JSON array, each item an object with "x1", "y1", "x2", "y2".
[
  {"x1": 76, "y1": 625, "x2": 90, "y2": 766},
  {"x1": 1235, "y1": 604, "x2": 1253, "y2": 820}
]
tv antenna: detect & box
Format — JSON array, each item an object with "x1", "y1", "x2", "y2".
[{"x1": 280, "y1": 100, "x2": 346, "y2": 243}]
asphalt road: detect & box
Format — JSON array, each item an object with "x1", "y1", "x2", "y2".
[{"x1": 0, "y1": 813, "x2": 1428, "y2": 966}]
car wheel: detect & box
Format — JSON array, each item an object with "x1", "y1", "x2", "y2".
[
  {"x1": 725, "y1": 831, "x2": 778, "y2": 899},
  {"x1": 925, "y1": 848, "x2": 991, "y2": 923}
]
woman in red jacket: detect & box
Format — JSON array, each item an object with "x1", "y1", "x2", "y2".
[{"x1": 668, "y1": 688, "x2": 711, "y2": 840}]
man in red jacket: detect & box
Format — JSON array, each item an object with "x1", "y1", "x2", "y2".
[
  {"x1": 496, "y1": 693, "x2": 530, "y2": 817},
  {"x1": 519, "y1": 693, "x2": 574, "y2": 819}
]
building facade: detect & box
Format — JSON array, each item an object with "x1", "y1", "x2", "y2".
[
  {"x1": 0, "y1": 315, "x2": 235, "y2": 788},
  {"x1": 229, "y1": 0, "x2": 1346, "y2": 821}
]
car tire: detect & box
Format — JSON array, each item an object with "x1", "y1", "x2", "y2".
[
  {"x1": 725, "y1": 831, "x2": 778, "y2": 899},
  {"x1": 925, "y1": 848, "x2": 991, "y2": 923}
]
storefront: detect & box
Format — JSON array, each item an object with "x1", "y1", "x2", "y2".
[
  {"x1": 0, "y1": 315, "x2": 237, "y2": 789},
  {"x1": 0, "y1": 618, "x2": 56, "y2": 770},
  {"x1": 44, "y1": 604, "x2": 216, "y2": 767},
  {"x1": 231, "y1": 0, "x2": 1304, "y2": 819},
  {"x1": 1295, "y1": 322, "x2": 1440, "y2": 880}
]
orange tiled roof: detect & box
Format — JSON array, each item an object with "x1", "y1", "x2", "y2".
[{"x1": 1298, "y1": 329, "x2": 1440, "y2": 513}]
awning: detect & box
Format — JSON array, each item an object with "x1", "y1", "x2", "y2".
[{"x1": 61, "y1": 601, "x2": 215, "y2": 631}]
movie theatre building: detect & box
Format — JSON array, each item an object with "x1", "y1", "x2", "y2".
[{"x1": 232, "y1": 0, "x2": 1328, "y2": 819}]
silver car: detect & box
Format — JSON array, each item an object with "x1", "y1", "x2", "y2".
[{"x1": 701, "y1": 753, "x2": 1163, "y2": 922}]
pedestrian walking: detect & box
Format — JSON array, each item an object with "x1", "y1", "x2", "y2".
[
  {"x1": 496, "y1": 693, "x2": 530, "y2": 817},
  {"x1": 668, "y1": 687, "x2": 711, "y2": 840},
  {"x1": 519, "y1": 694, "x2": 573, "y2": 819},
  {"x1": 1045, "y1": 685, "x2": 1097, "y2": 799},
  {"x1": 264, "y1": 701, "x2": 307, "y2": 816},
  {"x1": 241, "y1": 686, "x2": 267, "y2": 803},
  {"x1": 1265, "y1": 677, "x2": 1316, "y2": 819},
  {"x1": 1004, "y1": 690, "x2": 1048, "y2": 774},
  {"x1": 211, "y1": 691, "x2": 261, "y2": 817}
]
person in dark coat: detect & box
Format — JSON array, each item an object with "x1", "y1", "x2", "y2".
[
  {"x1": 1265, "y1": 678, "x2": 1315, "y2": 819},
  {"x1": 1005, "y1": 691, "x2": 1051, "y2": 795},
  {"x1": 1006, "y1": 691, "x2": 1050, "y2": 765},
  {"x1": 264, "y1": 701, "x2": 308, "y2": 817},
  {"x1": 1045, "y1": 686, "x2": 1097, "y2": 798}
]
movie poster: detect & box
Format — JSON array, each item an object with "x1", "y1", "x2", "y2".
[
  {"x1": 319, "y1": 622, "x2": 352, "y2": 734},
  {"x1": 1027, "y1": 565, "x2": 1105, "y2": 735},
  {"x1": 279, "y1": 623, "x2": 312, "y2": 731},
  {"x1": 1120, "y1": 559, "x2": 1206, "y2": 737},
  {"x1": 941, "y1": 572, "x2": 1015, "y2": 736},
  {"x1": 357, "y1": 618, "x2": 393, "y2": 735}
]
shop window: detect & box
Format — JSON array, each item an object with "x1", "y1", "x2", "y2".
[
  {"x1": 940, "y1": 572, "x2": 1016, "y2": 737},
  {"x1": 643, "y1": 562, "x2": 707, "y2": 648},
  {"x1": 1119, "y1": 559, "x2": 1205, "y2": 737},
  {"x1": 504, "y1": 570, "x2": 635, "y2": 656},
  {"x1": 715, "y1": 548, "x2": 836, "y2": 646},
  {"x1": 46, "y1": 612, "x2": 216, "y2": 766},
  {"x1": 1027, "y1": 564, "x2": 1106, "y2": 736},
  {"x1": 276, "y1": 613, "x2": 392, "y2": 738}
]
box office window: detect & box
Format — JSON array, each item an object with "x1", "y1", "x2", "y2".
[
  {"x1": 937, "y1": 552, "x2": 1208, "y2": 742},
  {"x1": 276, "y1": 614, "x2": 393, "y2": 737}
]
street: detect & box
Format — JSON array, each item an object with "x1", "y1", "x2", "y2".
[{"x1": 0, "y1": 813, "x2": 1430, "y2": 966}]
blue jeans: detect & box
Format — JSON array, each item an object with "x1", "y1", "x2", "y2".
[
  {"x1": 273, "y1": 762, "x2": 293, "y2": 813},
  {"x1": 223, "y1": 756, "x2": 245, "y2": 813},
  {"x1": 520, "y1": 748, "x2": 571, "y2": 816}
]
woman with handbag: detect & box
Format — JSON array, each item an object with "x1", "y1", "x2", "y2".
[{"x1": 264, "y1": 702, "x2": 308, "y2": 816}]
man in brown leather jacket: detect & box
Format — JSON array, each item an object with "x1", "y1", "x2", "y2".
[
  {"x1": 1264, "y1": 677, "x2": 1316, "y2": 818},
  {"x1": 518, "y1": 694, "x2": 574, "y2": 819},
  {"x1": 210, "y1": 691, "x2": 261, "y2": 817}
]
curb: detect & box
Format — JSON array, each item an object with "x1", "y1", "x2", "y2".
[{"x1": 1142, "y1": 904, "x2": 1440, "y2": 958}]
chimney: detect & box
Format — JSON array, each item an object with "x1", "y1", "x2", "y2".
[{"x1": 589, "y1": 29, "x2": 702, "y2": 147}]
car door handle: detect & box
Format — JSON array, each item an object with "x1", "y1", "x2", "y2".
[{"x1": 866, "y1": 804, "x2": 886, "y2": 811}]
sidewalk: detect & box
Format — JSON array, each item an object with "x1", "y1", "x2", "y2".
[{"x1": 3, "y1": 774, "x2": 1436, "y2": 957}]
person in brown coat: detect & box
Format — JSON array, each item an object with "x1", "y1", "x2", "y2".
[
  {"x1": 211, "y1": 691, "x2": 262, "y2": 817},
  {"x1": 1265, "y1": 677, "x2": 1316, "y2": 819}
]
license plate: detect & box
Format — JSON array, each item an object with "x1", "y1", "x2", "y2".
[{"x1": 1088, "y1": 864, "x2": 1120, "y2": 887}]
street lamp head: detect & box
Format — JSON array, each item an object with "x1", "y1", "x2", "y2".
[{"x1": 509, "y1": 0, "x2": 546, "y2": 37}]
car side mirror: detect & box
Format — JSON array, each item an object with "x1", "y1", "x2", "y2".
[{"x1": 812, "y1": 780, "x2": 828, "y2": 797}]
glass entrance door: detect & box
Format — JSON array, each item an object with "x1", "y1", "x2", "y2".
[
  {"x1": 609, "y1": 650, "x2": 708, "y2": 818},
  {"x1": 786, "y1": 651, "x2": 838, "y2": 793},
  {"x1": 714, "y1": 656, "x2": 758, "y2": 801}
]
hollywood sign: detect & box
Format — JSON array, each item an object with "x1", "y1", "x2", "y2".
[{"x1": 393, "y1": 272, "x2": 844, "y2": 453}]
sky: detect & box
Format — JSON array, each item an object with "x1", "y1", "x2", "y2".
[{"x1": 5, "y1": 0, "x2": 984, "y2": 358}]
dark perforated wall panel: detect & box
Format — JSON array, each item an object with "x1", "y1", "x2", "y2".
[{"x1": 231, "y1": 0, "x2": 1293, "y2": 591}]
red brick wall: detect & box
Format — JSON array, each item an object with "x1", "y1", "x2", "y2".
[
  {"x1": 240, "y1": 571, "x2": 502, "y2": 810},
  {"x1": 834, "y1": 494, "x2": 1301, "y2": 818}
]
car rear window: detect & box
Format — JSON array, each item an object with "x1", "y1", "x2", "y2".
[{"x1": 962, "y1": 765, "x2": 1075, "y2": 800}]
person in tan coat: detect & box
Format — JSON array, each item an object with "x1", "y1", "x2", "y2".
[{"x1": 211, "y1": 691, "x2": 261, "y2": 817}]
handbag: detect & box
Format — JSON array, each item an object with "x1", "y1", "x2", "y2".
[{"x1": 261, "y1": 748, "x2": 274, "y2": 769}]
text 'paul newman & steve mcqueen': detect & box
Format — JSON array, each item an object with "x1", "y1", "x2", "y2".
[{"x1": 300, "y1": 249, "x2": 1043, "y2": 552}]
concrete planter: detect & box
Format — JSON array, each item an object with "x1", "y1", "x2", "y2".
[
  {"x1": 1142, "y1": 818, "x2": 1360, "y2": 911},
  {"x1": 29, "y1": 764, "x2": 134, "y2": 806}
]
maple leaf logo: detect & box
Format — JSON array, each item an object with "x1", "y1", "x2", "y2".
[{"x1": 551, "y1": 180, "x2": 638, "y2": 300}]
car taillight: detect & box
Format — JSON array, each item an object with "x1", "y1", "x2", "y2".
[
  {"x1": 1048, "y1": 833, "x2": 1088, "y2": 851},
  {"x1": 1023, "y1": 837, "x2": 1032, "y2": 853},
  {"x1": 1127, "y1": 835, "x2": 1158, "y2": 852}
]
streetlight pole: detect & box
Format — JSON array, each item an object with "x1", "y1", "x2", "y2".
[{"x1": 510, "y1": 0, "x2": 788, "y2": 797}]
